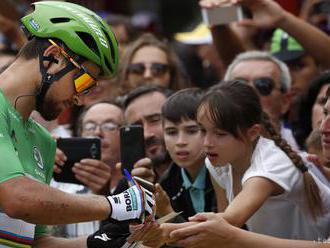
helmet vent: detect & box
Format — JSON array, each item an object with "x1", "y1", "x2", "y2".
[
  {"x1": 50, "y1": 17, "x2": 71, "y2": 23},
  {"x1": 102, "y1": 28, "x2": 117, "y2": 65},
  {"x1": 104, "y1": 55, "x2": 113, "y2": 74},
  {"x1": 76, "y1": 31, "x2": 99, "y2": 56}
]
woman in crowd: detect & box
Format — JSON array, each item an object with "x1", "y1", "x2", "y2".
[{"x1": 117, "y1": 33, "x2": 190, "y2": 94}]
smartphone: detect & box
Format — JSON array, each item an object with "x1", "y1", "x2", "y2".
[
  {"x1": 133, "y1": 176, "x2": 155, "y2": 193},
  {"x1": 202, "y1": 4, "x2": 244, "y2": 26},
  {"x1": 53, "y1": 137, "x2": 101, "y2": 185},
  {"x1": 120, "y1": 125, "x2": 145, "y2": 174}
]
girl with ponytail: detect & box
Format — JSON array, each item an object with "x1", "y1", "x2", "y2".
[{"x1": 169, "y1": 80, "x2": 330, "y2": 245}]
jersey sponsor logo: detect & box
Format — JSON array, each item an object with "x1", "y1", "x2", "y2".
[
  {"x1": 125, "y1": 188, "x2": 138, "y2": 212},
  {"x1": 94, "y1": 233, "x2": 112, "y2": 242},
  {"x1": 33, "y1": 146, "x2": 44, "y2": 170},
  {"x1": 123, "y1": 190, "x2": 132, "y2": 211},
  {"x1": 113, "y1": 196, "x2": 120, "y2": 204}
]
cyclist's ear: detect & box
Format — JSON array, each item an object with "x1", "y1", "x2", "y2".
[{"x1": 42, "y1": 44, "x2": 64, "y2": 68}]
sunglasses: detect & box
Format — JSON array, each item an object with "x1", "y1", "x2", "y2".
[
  {"x1": 241, "y1": 77, "x2": 285, "y2": 96},
  {"x1": 48, "y1": 39, "x2": 97, "y2": 95},
  {"x1": 128, "y1": 63, "x2": 169, "y2": 77}
]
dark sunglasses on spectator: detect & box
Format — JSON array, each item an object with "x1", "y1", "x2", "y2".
[
  {"x1": 128, "y1": 63, "x2": 169, "y2": 77},
  {"x1": 249, "y1": 77, "x2": 285, "y2": 96}
]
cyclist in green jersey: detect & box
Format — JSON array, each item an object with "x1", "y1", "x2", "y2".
[{"x1": 0, "y1": 1, "x2": 154, "y2": 247}]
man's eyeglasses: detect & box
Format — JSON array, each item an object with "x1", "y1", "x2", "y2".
[
  {"x1": 82, "y1": 121, "x2": 119, "y2": 134},
  {"x1": 48, "y1": 39, "x2": 97, "y2": 95},
  {"x1": 127, "y1": 63, "x2": 169, "y2": 77},
  {"x1": 240, "y1": 77, "x2": 285, "y2": 96}
]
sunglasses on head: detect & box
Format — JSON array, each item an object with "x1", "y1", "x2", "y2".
[
  {"x1": 48, "y1": 39, "x2": 97, "y2": 95},
  {"x1": 243, "y1": 77, "x2": 285, "y2": 96},
  {"x1": 128, "y1": 63, "x2": 169, "y2": 77}
]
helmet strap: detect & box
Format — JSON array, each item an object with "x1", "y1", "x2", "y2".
[{"x1": 35, "y1": 48, "x2": 75, "y2": 113}]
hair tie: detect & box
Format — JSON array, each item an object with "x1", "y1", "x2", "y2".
[{"x1": 298, "y1": 164, "x2": 308, "y2": 173}]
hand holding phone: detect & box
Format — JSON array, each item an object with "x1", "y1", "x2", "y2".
[
  {"x1": 120, "y1": 125, "x2": 145, "y2": 174},
  {"x1": 53, "y1": 137, "x2": 101, "y2": 185}
]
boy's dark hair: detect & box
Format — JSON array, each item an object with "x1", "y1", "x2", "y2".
[
  {"x1": 162, "y1": 87, "x2": 204, "y2": 123},
  {"x1": 124, "y1": 84, "x2": 173, "y2": 109}
]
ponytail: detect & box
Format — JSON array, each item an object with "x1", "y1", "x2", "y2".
[{"x1": 262, "y1": 112, "x2": 323, "y2": 219}]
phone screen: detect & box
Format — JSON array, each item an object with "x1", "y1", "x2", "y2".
[
  {"x1": 54, "y1": 137, "x2": 101, "y2": 185},
  {"x1": 120, "y1": 125, "x2": 145, "y2": 173}
]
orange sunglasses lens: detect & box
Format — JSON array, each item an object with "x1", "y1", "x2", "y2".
[{"x1": 74, "y1": 73, "x2": 96, "y2": 94}]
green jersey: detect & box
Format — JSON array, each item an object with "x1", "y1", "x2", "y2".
[{"x1": 0, "y1": 90, "x2": 56, "y2": 247}]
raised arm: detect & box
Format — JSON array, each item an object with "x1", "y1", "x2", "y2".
[
  {"x1": 220, "y1": 176, "x2": 282, "y2": 227},
  {"x1": 236, "y1": 0, "x2": 330, "y2": 68},
  {"x1": 199, "y1": 0, "x2": 247, "y2": 69}
]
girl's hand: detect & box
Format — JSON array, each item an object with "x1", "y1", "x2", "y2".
[
  {"x1": 128, "y1": 222, "x2": 163, "y2": 247},
  {"x1": 170, "y1": 213, "x2": 236, "y2": 248}
]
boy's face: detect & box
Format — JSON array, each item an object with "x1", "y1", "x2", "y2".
[{"x1": 163, "y1": 118, "x2": 205, "y2": 171}]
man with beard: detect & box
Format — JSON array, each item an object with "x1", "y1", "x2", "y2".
[
  {"x1": 124, "y1": 85, "x2": 173, "y2": 181},
  {"x1": 0, "y1": 1, "x2": 154, "y2": 247}
]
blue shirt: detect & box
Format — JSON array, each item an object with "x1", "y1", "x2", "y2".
[{"x1": 181, "y1": 166, "x2": 207, "y2": 213}]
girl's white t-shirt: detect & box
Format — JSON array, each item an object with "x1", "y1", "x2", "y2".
[{"x1": 206, "y1": 136, "x2": 330, "y2": 240}]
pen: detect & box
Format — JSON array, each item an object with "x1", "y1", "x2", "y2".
[{"x1": 123, "y1": 168, "x2": 136, "y2": 186}]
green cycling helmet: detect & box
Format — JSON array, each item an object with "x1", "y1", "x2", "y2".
[{"x1": 21, "y1": 1, "x2": 119, "y2": 77}]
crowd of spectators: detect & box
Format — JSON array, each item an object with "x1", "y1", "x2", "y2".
[{"x1": 1, "y1": 0, "x2": 330, "y2": 247}]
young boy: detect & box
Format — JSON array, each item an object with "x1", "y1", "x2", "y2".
[{"x1": 158, "y1": 88, "x2": 217, "y2": 220}]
